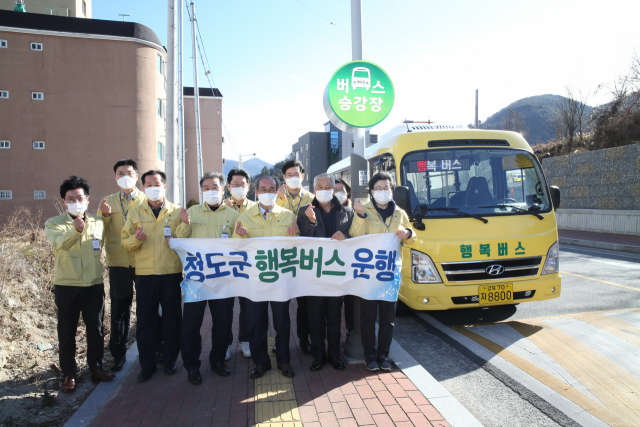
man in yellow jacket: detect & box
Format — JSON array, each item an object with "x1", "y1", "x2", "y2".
[
  {"x1": 121, "y1": 170, "x2": 183, "y2": 382},
  {"x1": 45, "y1": 176, "x2": 116, "y2": 393},
  {"x1": 350, "y1": 171, "x2": 417, "y2": 372},
  {"x1": 232, "y1": 175, "x2": 299, "y2": 379},
  {"x1": 176, "y1": 171, "x2": 240, "y2": 385},
  {"x1": 223, "y1": 168, "x2": 256, "y2": 358},
  {"x1": 97, "y1": 159, "x2": 149, "y2": 372},
  {"x1": 275, "y1": 159, "x2": 315, "y2": 355}
]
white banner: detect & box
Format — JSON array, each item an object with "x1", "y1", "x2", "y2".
[{"x1": 169, "y1": 234, "x2": 402, "y2": 303}]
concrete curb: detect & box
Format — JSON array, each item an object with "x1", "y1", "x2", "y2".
[
  {"x1": 559, "y1": 237, "x2": 640, "y2": 254},
  {"x1": 415, "y1": 313, "x2": 610, "y2": 427},
  {"x1": 390, "y1": 337, "x2": 483, "y2": 427},
  {"x1": 64, "y1": 343, "x2": 139, "y2": 427}
]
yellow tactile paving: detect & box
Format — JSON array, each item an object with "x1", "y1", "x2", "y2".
[
  {"x1": 572, "y1": 312, "x2": 640, "y2": 349},
  {"x1": 254, "y1": 337, "x2": 302, "y2": 427}
]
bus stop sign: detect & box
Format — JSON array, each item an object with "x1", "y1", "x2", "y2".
[{"x1": 323, "y1": 60, "x2": 394, "y2": 132}]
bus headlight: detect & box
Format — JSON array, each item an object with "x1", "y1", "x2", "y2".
[
  {"x1": 411, "y1": 250, "x2": 442, "y2": 283},
  {"x1": 541, "y1": 241, "x2": 559, "y2": 275}
]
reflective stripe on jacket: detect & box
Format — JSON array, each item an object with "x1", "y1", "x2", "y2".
[
  {"x1": 176, "y1": 203, "x2": 240, "y2": 238},
  {"x1": 45, "y1": 212, "x2": 107, "y2": 287},
  {"x1": 98, "y1": 190, "x2": 147, "y2": 267}
]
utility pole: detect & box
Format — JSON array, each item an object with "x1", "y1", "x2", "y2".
[
  {"x1": 118, "y1": 14, "x2": 129, "y2": 21},
  {"x1": 166, "y1": 0, "x2": 178, "y2": 204},
  {"x1": 351, "y1": 0, "x2": 366, "y2": 157},
  {"x1": 475, "y1": 89, "x2": 479, "y2": 129},
  {"x1": 190, "y1": 2, "x2": 204, "y2": 204},
  {"x1": 238, "y1": 153, "x2": 256, "y2": 170},
  {"x1": 177, "y1": 0, "x2": 186, "y2": 207}
]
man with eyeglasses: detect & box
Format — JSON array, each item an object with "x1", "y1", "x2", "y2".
[
  {"x1": 97, "y1": 159, "x2": 150, "y2": 373},
  {"x1": 121, "y1": 170, "x2": 183, "y2": 383},
  {"x1": 275, "y1": 160, "x2": 314, "y2": 355},
  {"x1": 45, "y1": 176, "x2": 116, "y2": 393},
  {"x1": 223, "y1": 168, "x2": 256, "y2": 358},
  {"x1": 232, "y1": 175, "x2": 299, "y2": 379}
]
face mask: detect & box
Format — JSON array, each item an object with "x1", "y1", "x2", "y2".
[
  {"x1": 203, "y1": 190, "x2": 222, "y2": 206},
  {"x1": 67, "y1": 202, "x2": 87, "y2": 216},
  {"x1": 258, "y1": 193, "x2": 277, "y2": 207},
  {"x1": 145, "y1": 186, "x2": 164, "y2": 202},
  {"x1": 230, "y1": 187, "x2": 248, "y2": 200},
  {"x1": 373, "y1": 190, "x2": 393, "y2": 205},
  {"x1": 335, "y1": 192, "x2": 348, "y2": 204},
  {"x1": 315, "y1": 190, "x2": 334, "y2": 204},
  {"x1": 117, "y1": 175, "x2": 137, "y2": 190},
  {"x1": 285, "y1": 177, "x2": 302, "y2": 190}
]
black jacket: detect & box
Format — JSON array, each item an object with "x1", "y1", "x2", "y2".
[{"x1": 297, "y1": 197, "x2": 355, "y2": 238}]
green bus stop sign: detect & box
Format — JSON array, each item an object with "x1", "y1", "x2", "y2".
[{"x1": 323, "y1": 60, "x2": 394, "y2": 131}]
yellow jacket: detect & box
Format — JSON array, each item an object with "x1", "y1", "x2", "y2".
[
  {"x1": 350, "y1": 201, "x2": 417, "y2": 260},
  {"x1": 275, "y1": 188, "x2": 315, "y2": 216},
  {"x1": 45, "y1": 212, "x2": 108, "y2": 287},
  {"x1": 232, "y1": 203, "x2": 298, "y2": 238},
  {"x1": 176, "y1": 203, "x2": 240, "y2": 238},
  {"x1": 121, "y1": 200, "x2": 182, "y2": 275},
  {"x1": 97, "y1": 189, "x2": 147, "y2": 267},
  {"x1": 226, "y1": 197, "x2": 257, "y2": 215}
]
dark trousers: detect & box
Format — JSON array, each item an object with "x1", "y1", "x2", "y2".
[
  {"x1": 344, "y1": 295, "x2": 355, "y2": 332},
  {"x1": 296, "y1": 296, "x2": 310, "y2": 345},
  {"x1": 53, "y1": 284, "x2": 105, "y2": 376},
  {"x1": 136, "y1": 273, "x2": 182, "y2": 370},
  {"x1": 182, "y1": 297, "x2": 234, "y2": 370},
  {"x1": 108, "y1": 267, "x2": 135, "y2": 360},
  {"x1": 228, "y1": 296, "x2": 250, "y2": 345},
  {"x1": 360, "y1": 298, "x2": 395, "y2": 359},
  {"x1": 307, "y1": 296, "x2": 343, "y2": 360},
  {"x1": 246, "y1": 299, "x2": 291, "y2": 366}
]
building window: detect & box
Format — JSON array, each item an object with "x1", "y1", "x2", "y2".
[
  {"x1": 82, "y1": 0, "x2": 86, "y2": 16},
  {"x1": 0, "y1": 40, "x2": 7, "y2": 48},
  {"x1": 157, "y1": 99, "x2": 164, "y2": 117},
  {"x1": 0, "y1": 91, "x2": 8, "y2": 99},
  {"x1": 157, "y1": 54, "x2": 163, "y2": 75},
  {"x1": 33, "y1": 141, "x2": 45, "y2": 149},
  {"x1": 32, "y1": 92, "x2": 44, "y2": 100},
  {"x1": 34, "y1": 190, "x2": 46, "y2": 200},
  {"x1": 330, "y1": 131, "x2": 339, "y2": 166},
  {"x1": 352, "y1": 142, "x2": 354, "y2": 148},
  {"x1": 305, "y1": 143, "x2": 308, "y2": 151},
  {"x1": 306, "y1": 158, "x2": 309, "y2": 166},
  {"x1": 158, "y1": 142, "x2": 164, "y2": 161},
  {"x1": 30, "y1": 42, "x2": 43, "y2": 51},
  {"x1": 0, "y1": 141, "x2": 10, "y2": 149},
  {"x1": 0, "y1": 190, "x2": 11, "y2": 200}
]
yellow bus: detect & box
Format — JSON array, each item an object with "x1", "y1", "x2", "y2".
[{"x1": 327, "y1": 124, "x2": 561, "y2": 310}]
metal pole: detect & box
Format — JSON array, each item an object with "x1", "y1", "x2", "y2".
[
  {"x1": 178, "y1": 0, "x2": 186, "y2": 207},
  {"x1": 351, "y1": 0, "x2": 366, "y2": 157},
  {"x1": 475, "y1": 89, "x2": 479, "y2": 129},
  {"x1": 190, "y1": 2, "x2": 204, "y2": 204},
  {"x1": 166, "y1": 0, "x2": 178, "y2": 203},
  {"x1": 238, "y1": 154, "x2": 243, "y2": 170}
]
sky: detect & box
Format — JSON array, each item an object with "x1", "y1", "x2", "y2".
[{"x1": 94, "y1": 0, "x2": 639, "y2": 164}]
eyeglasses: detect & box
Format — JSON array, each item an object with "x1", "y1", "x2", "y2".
[
  {"x1": 373, "y1": 187, "x2": 391, "y2": 191},
  {"x1": 65, "y1": 196, "x2": 87, "y2": 203},
  {"x1": 229, "y1": 183, "x2": 247, "y2": 188},
  {"x1": 334, "y1": 189, "x2": 346, "y2": 193},
  {"x1": 285, "y1": 173, "x2": 301, "y2": 178},
  {"x1": 257, "y1": 189, "x2": 277, "y2": 194}
]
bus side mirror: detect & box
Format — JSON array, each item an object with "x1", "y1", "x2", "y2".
[
  {"x1": 549, "y1": 186, "x2": 561, "y2": 210},
  {"x1": 394, "y1": 186, "x2": 411, "y2": 215}
]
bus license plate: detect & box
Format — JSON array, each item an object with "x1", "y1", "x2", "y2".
[{"x1": 479, "y1": 284, "x2": 513, "y2": 305}]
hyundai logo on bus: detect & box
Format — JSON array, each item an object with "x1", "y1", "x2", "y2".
[
  {"x1": 486, "y1": 265, "x2": 505, "y2": 275},
  {"x1": 323, "y1": 60, "x2": 395, "y2": 133}
]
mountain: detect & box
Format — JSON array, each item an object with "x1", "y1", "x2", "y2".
[
  {"x1": 223, "y1": 157, "x2": 274, "y2": 177},
  {"x1": 482, "y1": 94, "x2": 593, "y2": 145}
]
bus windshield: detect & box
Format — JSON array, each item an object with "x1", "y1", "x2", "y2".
[{"x1": 400, "y1": 149, "x2": 552, "y2": 218}]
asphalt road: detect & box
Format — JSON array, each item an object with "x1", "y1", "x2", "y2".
[{"x1": 392, "y1": 245, "x2": 640, "y2": 427}]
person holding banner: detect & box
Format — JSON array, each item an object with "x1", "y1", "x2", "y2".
[
  {"x1": 297, "y1": 173, "x2": 354, "y2": 371},
  {"x1": 232, "y1": 175, "x2": 299, "y2": 379},
  {"x1": 276, "y1": 160, "x2": 315, "y2": 355},
  {"x1": 351, "y1": 171, "x2": 417, "y2": 372},
  {"x1": 224, "y1": 168, "x2": 256, "y2": 358},
  {"x1": 121, "y1": 170, "x2": 183, "y2": 383},
  {"x1": 176, "y1": 172, "x2": 239, "y2": 384}
]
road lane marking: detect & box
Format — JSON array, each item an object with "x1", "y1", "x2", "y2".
[
  {"x1": 560, "y1": 271, "x2": 640, "y2": 292},
  {"x1": 452, "y1": 324, "x2": 638, "y2": 426}
]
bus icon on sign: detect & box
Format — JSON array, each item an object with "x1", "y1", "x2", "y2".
[{"x1": 351, "y1": 67, "x2": 371, "y2": 91}]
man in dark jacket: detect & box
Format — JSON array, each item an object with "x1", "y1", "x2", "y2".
[{"x1": 296, "y1": 173, "x2": 355, "y2": 371}]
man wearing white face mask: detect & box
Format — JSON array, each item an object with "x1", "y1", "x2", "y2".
[
  {"x1": 276, "y1": 160, "x2": 315, "y2": 355},
  {"x1": 175, "y1": 172, "x2": 239, "y2": 385},
  {"x1": 122, "y1": 170, "x2": 183, "y2": 383},
  {"x1": 45, "y1": 176, "x2": 116, "y2": 393},
  {"x1": 97, "y1": 159, "x2": 149, "y2": 372},
  {"x1": 232, "y1": 175, "x2": 299, "y2": 380},
  {"x1": 296, "y1": 173, "x2": 355, "y2": 371}
]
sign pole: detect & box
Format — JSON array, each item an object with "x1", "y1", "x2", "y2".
[
  {"x1": 190, "y1": 1, "x2": 204, "y2": 204},
  {"x1": 351, "y1": 0, "x2": 366, "y2": 157}
]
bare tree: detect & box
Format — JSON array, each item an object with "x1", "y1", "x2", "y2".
[
  {"x1": 501, "y1": 109, "x2": 529, "y2": 138},
  {"x1": 551, "y1": 86, "x2": 589, "y2": 148}
]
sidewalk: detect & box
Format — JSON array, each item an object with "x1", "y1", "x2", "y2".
[
  {"x1": 81, "y1": 298, "x2": 469, "y2": 427},
  {"x1": 558, "y1": 229, "x2": 640, "y2": 254}
]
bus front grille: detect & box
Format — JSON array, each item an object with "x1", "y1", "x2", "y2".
[{"x1": 441, "y1": 257, "x2": 542, "y2": 283}]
